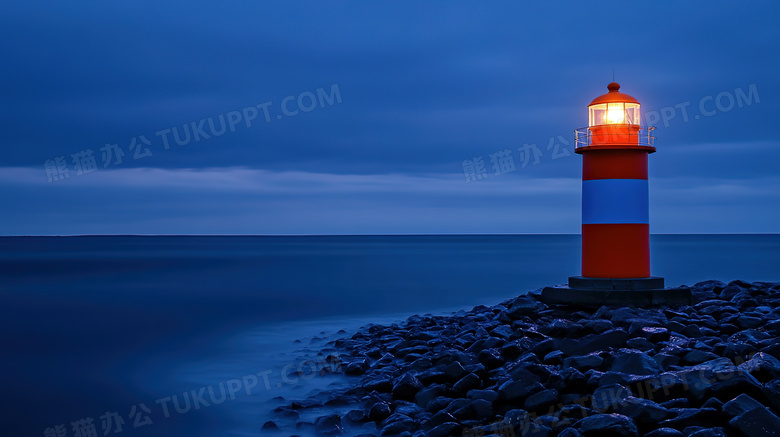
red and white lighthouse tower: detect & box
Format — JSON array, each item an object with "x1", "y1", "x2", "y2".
[{"x1": 542, "y1": 82, "x2": 690, "y2": 306}]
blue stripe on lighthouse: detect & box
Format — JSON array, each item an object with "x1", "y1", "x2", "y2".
[{"x1": 582, "y1": 179, "x2": 649, "y2": 224}]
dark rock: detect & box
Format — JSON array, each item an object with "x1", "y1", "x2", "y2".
[
  {"x1": 477, "y1": 348, "x2": 505, "y2": 369},
  {"x1": 737, "y1": 315, "x2": 764, "y2": 329},
  {"x1": 591, "y1": 384, "x2": 630, "y2": 412},
  {"x1": 426, "y1": 422, "x2": 461, "y2": 437},
  {"x1": 574, "y1": 413, "x2": 638, "y2": 437},
  {"x1": 688, "y1": 428, "x2": 727, "y2": 437},
  {"x1": 613, "y1": 396, "x2": 670, "y2": 425},
  {"x1": 506, "y1": 296, "x2": 539, "y2": 319},
  {"x1": 424, "y1": 396, "x2": 452, "y2": 413},
  {"x1": 362, "y1": 375, "x2": 393, "y2": 393},
  {"x1": 500, "y1": 341, "x2": 523, "y2": 360},
  {"x1": 719, "y1": 284, "x2": 744, "y2": 300},
  {"x1": 443, "y1": 361, "x2": 467, "y2": 381},
  {"x1": 640, "y1": 327, "x2": 671, "y2": 343},
  {"x1": 557, "y1": 329, "x2": 629, "y2": 356},
  {"x1": 261, "y1": 420, "x2": 280, "y2": 430},
  {"x1": 564, "y1": 354, "x2": 604, "y2": 371},
  {"x1": 701, "y1": 397, "x2": 723, "y2": 412},
  {"x1": 609, "y1": 349, "x2": 663, "y2": 375},
  {"x1": 763, "y1": 379, "x2": 780, "y2": 412},
  {"x1": 659, "y1": 408, "x2": 718, "y2": 429},
  {"x1": 543, "y1": 350, "x2": 565, "y2": 365},
  {"x1": 346, "y1": 358, "x2": 371, "y2": 375},
  {"x1": 625, "y1": 337, "x2": 655, "y2": 352},
  {"x1": 558, "y1": 429, "x2": 585, "y2": 437},
  {"x1": 680, "y1": 324, "x2": 704, "y2": 338},
  {"x1": 368, "y1": 402, "x2": 392, "y2": 422},
  {"x1": 498, "y1": 379, "x2": 543, "y2": 401},
  {"x1": 392, "y1": 374, "x2": 423, "y2": 401},
  {"x1": 414, "y1": 384, "x2": 446, "y2": 409},
  {"x1": 722, "y1": 394, "x2": 764, "y2": 418},
  {"x1": 708, "y1": 370, "x2": 764, "y2": 402},
  {"x1": 524, "y1": 389, "x2": 558, "y2": 412},
  {"x1": 644, "y1": 428, "x2": 684, "y2": 437},
  {"x1": 423, "y1": 411, "x2": 457, "y2": 430},
  {"x1": 729, "y1": 406, "x2": 780, "y2": 437},
  {"x1": 453, "y1": 372, "x2": 481, "y2": 394},
  {"x1": 738, "y1": 352, "x2": 780, "y2": 383},
  {"x1": 379, "y1": 413, "x2": 417, "y2": 435},
  {"x1": 314, "y1": 414, "x2": 344, "y2": 435},
  {"x1": 452, "y1": 399, "x2": 493, "y2": 421},
  {"x1": 466, "y1": 389, "x2": 498, "y2": 403},
  {"x1": 660, "y1": 398, "x2": 690, "y2": 409},
  {"x1": 583, "y1": 319, "x2": 614, "y2": 334},
  {"x1": 681, "y1": 349, "x2": 719, "y2": 365},
  {"x1": 345, "y1": 409, "x2": 368, "y2": 423}
]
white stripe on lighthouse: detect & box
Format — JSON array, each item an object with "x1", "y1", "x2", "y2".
[{"x1": 582, "y1": 179, "x2": 649, "y2": 224}]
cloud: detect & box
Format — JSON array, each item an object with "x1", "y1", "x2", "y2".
[{"x1": 1, "y1": 166, "x2": 779, "y2": 235}]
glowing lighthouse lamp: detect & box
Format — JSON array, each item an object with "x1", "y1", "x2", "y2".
[{"x1": 541, "y1": 82, "x2": 691, "y2": 306}]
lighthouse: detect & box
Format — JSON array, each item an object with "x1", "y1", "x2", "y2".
[{"x1": 541, "y1": 82, "x2": 691, "y2": 306}]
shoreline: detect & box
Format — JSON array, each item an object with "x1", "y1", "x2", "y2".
[{"x1": 264, "y1": 279, "x2": 780, "y2": 436}]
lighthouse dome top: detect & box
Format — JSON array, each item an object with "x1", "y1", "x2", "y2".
[{"x1": 589, "y1": 82, "x2": 639, "y2": 106}]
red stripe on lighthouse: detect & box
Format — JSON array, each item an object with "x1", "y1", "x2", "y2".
[
  {"x1": 582, "y1": 223, "x2": 650, "y2": 278},
  {"x1": 582, "y1": 150, "x2": 648, "y2": 181}
]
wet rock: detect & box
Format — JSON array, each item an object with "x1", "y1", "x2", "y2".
[
  {"x1": 345, "y1": 409, "x2": 368, "y2": 423},
  {"x1": 626, "y1": 337, "x2": 655, "y2": 352},
  {"x1": 443, "y1": 361, "x2": 467, "y2": 381},
  {"x1": 452, "y1": 373, "x2": 481, "y2": 394},
  {"x1": 729, "y1": 406, "x2": 780, "y2": 437},
  {"x1": 722, "y1": 394, "x2": 764, "y2": 418},
  {"x1": 659, "y1": 408, "x2": 718, "y2": 429},
  {"x1": 346, "y1": 358, "x2": 371, "y2": 375},
  {"x1": 613, "y1": 396, "x2": 670, "y2": 425},
  {"x1": 379, "y1": 413, "x2": 417, "y2": 435},
  {"x1": 564, "y1": 354, "x2": 604, "y2": 371},
  {"x1": 466, "y1": 389, "x2": 498, "y2": 403},
  {"x1": 362, "y1": 375, "x2": 393, "y2": 393},
  {"x1": 452, "y1": 399, "x2": 494, "y2": 421},
  {"x1": 506, "y1": 296, "x2": 538, "y2": 319},
  {"x1": 557, "y1": 329, "x2": 629, "y2": 356},
  {"x1": 609, "y1": 349, "x2": 663, "y2": 376},
  {"x1": 701, "y1": 397, "x2": 723, "y2": 411},
  {"x1": 574, "y1": 413, "x2": 638, "y2": 437},
  {"x1": 738, "y1": 352, "x2": 780, "y2": 383},
  {"x1": 314, "y1": 414, "x2": 344, "y2": 435},
  {"x1": 543, "y1": 350, "x2": 565, "y2": 365},
  {"x1": 591, "y1": 383, "x2": 631, "y2": 412},
  {"x1": 477, "y1": 348, "x2": 505, "y2": 369},
  {"x1": 261, "y1": 420, "x2": 280, "y2": 430},
  {"x1": 392, "y1": 374, "x2": 422, "y2": 401},
  {"x1": 368, "y1": 402, "x2": 392, "y2": 422},
  {"x1": 426, "y1": 422, "x2": 461, "y2": 437},
  {"x1": 414, "y1": 384, "x2": 446, "y2": 409},
  {"x1": 498, "y1": 379, "x2": 543, "y2": 401},
  {"x1": 524, "y1": 389, "x2": 558, "y2": 412},
  {"x1": 688, "y1": 428, "x2": 727, "y2": 437},
  {"x1": 644, "y1": 428, "x2": 684, "y2": 437},
  {"x1": 681, "y1": 349, "x2": 719, "y2": 365}
]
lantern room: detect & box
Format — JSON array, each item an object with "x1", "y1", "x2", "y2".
[
  {"x1": 588, "y1": 82, "x2": 641, "y2": 126},
  {"x1": 576, "y1": 82, "x2": 654, "y2": 150}
]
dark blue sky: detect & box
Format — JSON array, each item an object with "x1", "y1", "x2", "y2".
[{"x1": 1, "y1": 1, "x2": 778, "y2": 234}]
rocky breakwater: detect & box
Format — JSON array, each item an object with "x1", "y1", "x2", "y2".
[{"x1": 266, "y1": 280, "x2": 780, "y2": 437}]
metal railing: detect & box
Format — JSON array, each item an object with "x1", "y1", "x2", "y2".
[{"x1": 575, "y1": 126, "x2": 656, "y2": 149}]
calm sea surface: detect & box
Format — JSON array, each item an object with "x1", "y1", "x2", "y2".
[{"x1": 1, "y1": 235, "x2": 778, "y2": 436}]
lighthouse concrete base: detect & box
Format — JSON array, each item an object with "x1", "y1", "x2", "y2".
[{"x1": 540, "y1": 276, "x2": 692, "y2": 307}]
